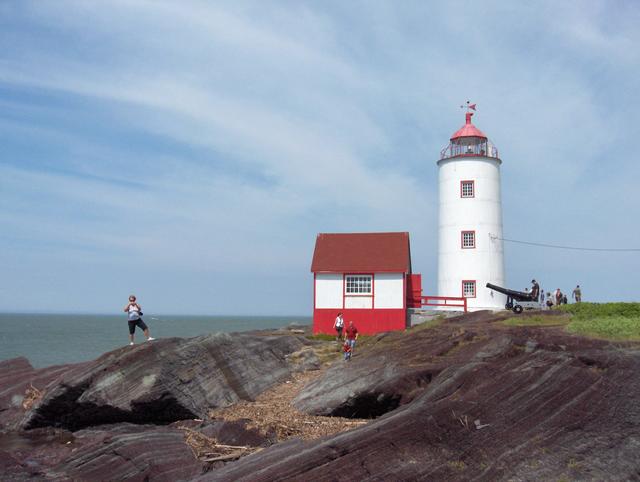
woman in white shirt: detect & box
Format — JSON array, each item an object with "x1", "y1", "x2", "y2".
[
  {"x1": 123, "y1": 295, "x2": 155, "y2": 345},
  {"x1": 333, "y1": 312, "x2": 344, "y2": 341}
]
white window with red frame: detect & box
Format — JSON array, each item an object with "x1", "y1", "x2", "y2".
[
  {"x1": 345, "y1": 275, "x2": 372, "y2": 295},
  {"x1": 460, "y1": 180, "x2": 474, "y2": 198},
  {"x1": 461, "y1": 231, "x2": 476, "y2": 249},
  {"x1": 462, "y1": 280, "x2": 476, "y2": 298}
]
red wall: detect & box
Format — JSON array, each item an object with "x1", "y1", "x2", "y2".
[
  {"x1": 406, "y1": 274, "x2": 422, "y2": 308},
  {"x1": 313, "y1": 308, "x2": 407, "y2": 335}
]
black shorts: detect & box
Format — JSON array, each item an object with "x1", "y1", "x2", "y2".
[{"x1": 128, "y1": 318, "x2": 148, "y2": 334}]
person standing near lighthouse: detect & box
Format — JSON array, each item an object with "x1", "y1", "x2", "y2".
[
  {"x1": 333, "y1": 312, "x2": 344, "y2": 340},
  {"x1": 572, "y1": 285, "x2": 582, "y2": 303},
  {"x1": 437, "y1": 103, "x2": 506, "y2": 310}
]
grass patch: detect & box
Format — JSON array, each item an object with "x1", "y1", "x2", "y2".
[
  {"x1": 560, "y1": 303, "x2": 640, "y2": 341},
  {"x1": 566, "y1": 315, "x2": 640, "y2": 341},
  {"x1": 503, "y1": 315, "x2": 570, "y2": 327},
  {"x1": 306, "y1": 333, "x2": 338, "y2": 342},
  {"x1": 559, "y1": 302, "x2": 640, "y2": 319},
  {"x1": 500, "y1": 303, "x2": 640, "y2": 341},
  {"x1": 410, "y1": 316, "x2": 445, "y2": 332},
  {"x1": 447, "y1": 460, "x2": 466, "y2": 471}
]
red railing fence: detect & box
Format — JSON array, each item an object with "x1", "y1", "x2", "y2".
[{"x1": 420, "y1": 295, "x2": 468, "y2": 312}]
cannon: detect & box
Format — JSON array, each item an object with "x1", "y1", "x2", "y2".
[{"x1": 486, "y1": 283, "x2": 539, "y2": 314}]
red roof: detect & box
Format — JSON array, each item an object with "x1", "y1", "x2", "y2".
[
  {"x1": 450, "y1": 112, "x2": 487, "y2": 140},
  {"x1": 311, "y1": 232, "x2": 411, "y2": 273}
]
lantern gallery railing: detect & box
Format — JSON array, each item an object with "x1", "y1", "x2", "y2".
[
  {"x1": 421, "y1": 295, "x2": 468, "y2": 312},
  {"x1": 440, "y1": 140, "x2": 499, "y2": 160}
]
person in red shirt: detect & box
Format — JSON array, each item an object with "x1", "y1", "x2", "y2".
[
  {"x1": 343, "y1": 321, "x2": 358, "y2": 361},
  {"x1": 342, "y1": 340, "x2": 352, "y2": 360}
]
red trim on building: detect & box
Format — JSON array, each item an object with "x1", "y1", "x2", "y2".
[
  {"x1": 372, "y1": 274, "x2": 376, "y2": 309},
  {"x1": 313, "y1": 272, "x2": 317, "y2": 309},
  {"x1": 442, "y1": 153, "x2": 501, "y2": 161},
  {"x1": 461, "y1": 230, "x2": 476, "y2": 249},
  {"x1": 313, "y1": 308, "x2": 407, "y2": 335},
  {"x1": 460, "y1": 180, "x2": 475, "y2": 198},
  {"x1": 402, "y1": 273, "x2": 406, "y2": 310},
  {"x1": 462, "y1": 280, "x2": 477, "y2": 298}
]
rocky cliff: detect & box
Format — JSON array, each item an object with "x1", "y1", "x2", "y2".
[
  {"x1": 202, "y1": 312, "x2": 640, "y2": 481},
  {"x1": 2, "y1": 312, "x2": 640, "y2": 481},
  {"x1": 0, "y1": 331, "x2": 312, "y2": 480}
]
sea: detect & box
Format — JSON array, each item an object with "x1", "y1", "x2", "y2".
[{"x1": 0, "y1": 313, "x2": 311, "y2": 368}]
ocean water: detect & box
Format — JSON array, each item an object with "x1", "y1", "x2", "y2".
[{"x1": 0, "y1": 313, "x2": 311, "y2": 368}]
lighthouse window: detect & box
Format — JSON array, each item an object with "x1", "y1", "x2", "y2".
[
  {"x1": 461, "y1": 231, "x2": 476, "y2": 249},
  {"x1": 345, "y1": 275, "x2": 372, "y2": 294},
  {"x1": 462, "y1": 281, "x2": 476, "y2": 298},
  {"x1": 461, "y1": 180, "x2": 474, "y2": 198}
]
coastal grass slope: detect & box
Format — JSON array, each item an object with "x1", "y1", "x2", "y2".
[{"x1": 503, "y1": 303, "x2": 640, "y2": 341}]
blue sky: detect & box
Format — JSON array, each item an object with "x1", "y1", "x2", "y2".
[{"x1": 1, "y1": 1, "x2": 639, "y2": 315}]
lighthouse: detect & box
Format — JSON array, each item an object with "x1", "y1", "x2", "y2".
[{"x1": 437, "y1": 105, "x2": 506, "y2": 310}]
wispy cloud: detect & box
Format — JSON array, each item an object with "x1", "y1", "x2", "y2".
[{"x1": 1, "y1": 0, "x2": 639, "y2": 313}]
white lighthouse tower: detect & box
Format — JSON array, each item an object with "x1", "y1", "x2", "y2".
[{"x1": 437, "y1": 105, "x2": 506, "y2": 310}]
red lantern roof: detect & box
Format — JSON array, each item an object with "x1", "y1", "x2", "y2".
[{"x1": 450, "y1": 112, "x2": 487, "y2": 141}]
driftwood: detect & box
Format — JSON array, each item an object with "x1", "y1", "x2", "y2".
[
  {"x1": 22, "y1": 384, "x2": 44, "y2": 410},
  {"x1": 210, "y1": 370, "x2": 370, "y2": 441},
  {"x1": 178, "y1": 426, "x2": 259, "y2": 462},
  {"x1": 201, "y1": 448, "x2": 263, "y2": 463}
]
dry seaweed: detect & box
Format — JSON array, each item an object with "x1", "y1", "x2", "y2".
[{"x1": 210, "y1": 370, "x2": 367, "y2": 441}]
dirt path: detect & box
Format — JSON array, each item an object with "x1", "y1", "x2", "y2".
[{"x1": 209, "y1": 361, "x2": 368, "y2": 442}]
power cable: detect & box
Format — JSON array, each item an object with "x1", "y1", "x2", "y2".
[{"x1": 491, "y1": 236, "x2": 640, "y2": 252}]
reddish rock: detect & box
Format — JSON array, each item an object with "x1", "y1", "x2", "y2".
[
  {"x1": 4, "y1": 313, "x2": 640, "y2": 480},
  {"x1": 0, "y1": 424, "x2": 203, "y2": 481},
  {"x1": 1, "y1": 333, "x2": 310, "y2": 432},
  {"x1": 49, "y1": 424, "x2": 203, "y2": 481},
  {"x1": 201, "y1": 312, "x2": 640, "y2": 481}
]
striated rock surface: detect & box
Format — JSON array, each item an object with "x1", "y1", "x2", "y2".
[
  {"x1": 0, "y1": 420, "x2": 273, "y2": 481},
  {"x1": 3, "y1": 313, "x2": 640, "y2": 480},
  {"x1": 1, "y1": 332, "x2": 310, "y2": 432},
  {"x1": 293, "y1": 311, "x2": 505, "y2": 417},
  {"x1": 2, "y1": 424, "x2": 203, "y2": 481},
  {"x1": 201, "y1": 312, "x2": 640, "y2": 481},
  {"x1": 0, "y1": 331, "x2": 314, "y2": 481}
]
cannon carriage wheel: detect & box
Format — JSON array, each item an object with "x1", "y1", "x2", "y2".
[{"x1": 505, "y1": 296, "x2": 514, "y2": 310}]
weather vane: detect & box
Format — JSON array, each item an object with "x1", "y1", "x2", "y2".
[{"x1": 460, "y1": 100, "x2": 477, "y2": 112}]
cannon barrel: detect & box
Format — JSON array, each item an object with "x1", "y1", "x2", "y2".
[{"x1": 486, "y1": 283, "x2": 535, "y2": 302}]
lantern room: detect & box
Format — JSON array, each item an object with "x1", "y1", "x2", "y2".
[{"x1": 440, "y1": 111, "x2": 500, "y2": 160}]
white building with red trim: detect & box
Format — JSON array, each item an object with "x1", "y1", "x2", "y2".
[
  {"x1": 437, "y1": 109, "x2": 506, "y2": 310},
  {"x1": 311, "y1": 232, "x2": 417, "y2": 335}
]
